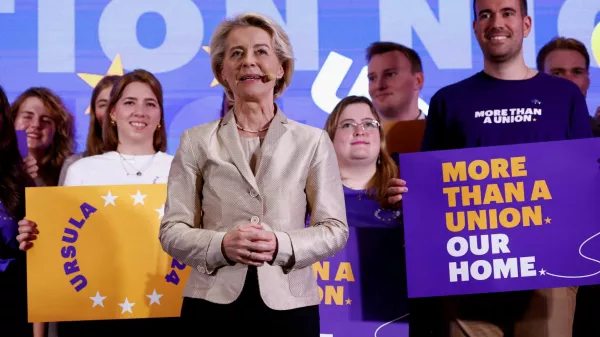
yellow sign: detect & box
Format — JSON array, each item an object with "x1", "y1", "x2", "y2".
[{"x1": 25, "y1": 184, "x2": 190, "y2": 322}]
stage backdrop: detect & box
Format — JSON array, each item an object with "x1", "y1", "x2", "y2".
[
  {"x1": 0, "y1": 0, "x2": 598, "y2": 155},
  {"x1": 399, "y1": 138, "x2": 600, "y2": 298}
]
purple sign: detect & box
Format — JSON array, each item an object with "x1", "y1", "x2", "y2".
[
  {"x1": 318, "y1": 226, "x2": 408, "y2": 336},
  {"x1": 399, "y1": 138, "x2": 600, "y2": 298},
  {"x1": 16, "y1": 129, "x2": 28, "y2": 158}
]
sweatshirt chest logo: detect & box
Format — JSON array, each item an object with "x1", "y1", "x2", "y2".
[{"x1": 474, "y1": 106, "x2": 543, "y2": 125}]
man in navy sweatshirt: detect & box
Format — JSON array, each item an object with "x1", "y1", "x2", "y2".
[{"x1": 391, "y1": 0, "x2": 594, "y2": 336}]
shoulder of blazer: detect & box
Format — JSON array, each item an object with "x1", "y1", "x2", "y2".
[
  {"x1": 285, "y1": 119, "x2": 326, "y2": 144},
  {"x1": 181, "y1": 119, "x2": 222, "y2": 144}
]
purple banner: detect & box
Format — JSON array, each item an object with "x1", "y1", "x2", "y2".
[
  {"x1": 399, "y1": 138, "x2": 600, "y2": 298},
  {"x1": 16, "y1": 130, "x2": 28, "y2": 158},
  {"x1": 318, "y1": 226, "x2": 409, "y2": 337}
]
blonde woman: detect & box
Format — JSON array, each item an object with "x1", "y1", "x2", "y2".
[{"x1": 159, "y1": 13, "x2": 348, "y2": 337}]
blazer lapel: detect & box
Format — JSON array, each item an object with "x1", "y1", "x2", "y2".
[
  {"x1": 256, "y1": 107, "x2": 289, "y2": 180},
  {"x1": 220, "y1": 111, "x2": 260, "y2": 192}
]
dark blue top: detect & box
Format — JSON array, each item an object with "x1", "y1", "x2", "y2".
[
  {"x1": 0, "y1": 201, "x2": 20, "y2": 272},
  {"x1": 422, "y1": 71, "x2": 593, "y2": 151},
  {"x1": 342, "y1": 186, "x2": 409, "y2": 321}
]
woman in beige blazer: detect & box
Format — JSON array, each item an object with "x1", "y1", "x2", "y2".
[{"x1": 159, "y1": 12, "x2": 349, "y2": 337}]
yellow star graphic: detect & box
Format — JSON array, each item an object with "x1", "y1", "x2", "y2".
[
  {"x1": 592, "y1": 22, "x2": 600, "y2": 67},
  {"x1": 202, "y1": 46, "x2": 220, "y2": 87},
  {"x1": 345, "y1": 298, "x2": 352, "y2": 305},
  {"x1": 77, "y1": 54, "x2": 125, "y2": 114},
  {"x1": 544, "y1": 217, "x2": 552, "y2": 224}
]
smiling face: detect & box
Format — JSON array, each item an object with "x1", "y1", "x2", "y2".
[
  {"x1": 220, "y1": 26, "x2": 284, "y2": 103},
  {"x1": 332, "y1": 102, "x2": 381, "y2": 166},
  {"x1": 109, "y1": 82, "x2": 161, "y2": 146},
  {"x1": 473, "y1": 0, "x2": 531, "y2": 64},
  {"x1": 13, "y1": 96, "x2": 56, "y2": 153}
]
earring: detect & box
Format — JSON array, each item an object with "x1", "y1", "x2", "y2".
[
  {"x1": 110, "y1": 119, "x2": 116, "y2": 126},
  {"x1": 377, "y1": 154, "x2": 381, "y2": 165},
  {"x1": 157, "y1": 124, "x2": 161, "y2": 129}
]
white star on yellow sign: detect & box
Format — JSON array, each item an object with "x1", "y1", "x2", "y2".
[
  {"x1": 77, "y1": 54, "x2": 125, "y2": 114},
  {"x1": 202, "y1": 46, "x2": 220, "y2": 87}
]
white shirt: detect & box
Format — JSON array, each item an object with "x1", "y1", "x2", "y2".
[{"x1": 62, "y1": 151, "x2": 173, "y2": 187}]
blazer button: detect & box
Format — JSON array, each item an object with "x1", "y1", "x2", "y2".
[
  {"x1": 198, "y1": 266, "x2": 206, "y2": 273},
  {"x1": 250, "y1": 190, "x2": 258, "y2": 197},
  {"x1": 250, "y1": 216, "x2": 260, "y2": 224}
]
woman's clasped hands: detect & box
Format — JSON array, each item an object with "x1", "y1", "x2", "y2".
[{"x1": 221, "y1": 223, "x2": 278, "y2": 267}]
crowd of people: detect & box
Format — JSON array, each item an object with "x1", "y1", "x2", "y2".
[{"x1": 1, "y1": 0, "x2": 600, "y2": 336}]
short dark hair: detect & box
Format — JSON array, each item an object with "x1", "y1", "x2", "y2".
[
  {"x1": 473, "y1": 0, "x2": 528, "y2": 19},
  {"x1": 366, "y1": 42, "x2": 423, "y2": 73},
  {"x1": 536, "y1": 37, "x2": 590, "y2": 72}
]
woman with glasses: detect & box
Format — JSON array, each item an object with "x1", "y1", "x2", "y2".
[{"x1": 322, "y1": 95, "x2": 409, "y2": 335}]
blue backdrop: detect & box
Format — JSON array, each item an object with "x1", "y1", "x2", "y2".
[{"x1": 0, "y1": 0, "x2": 598, "y2": 154}]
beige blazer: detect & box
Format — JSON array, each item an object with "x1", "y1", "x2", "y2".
[{"x1": 159, "y1": 108, "x2": 348, "y2": 310}]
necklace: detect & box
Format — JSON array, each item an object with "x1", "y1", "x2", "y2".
[
  {"x1": 234, "y1": 111, "x2": 272, "y2": 133},
  {"x1": 523, "y1": 67, "x2": 529, "y2": 79},
  {"x1": 118, "y1": 152, "x2": 157, "y2": 176},
  {"x1": 235, "y1": 122, "x2": 270, "y2": 133}
]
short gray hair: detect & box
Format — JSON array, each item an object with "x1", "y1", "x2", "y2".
[{"x1": 209, "y1": 12, "x2": 295, "y2": 99}]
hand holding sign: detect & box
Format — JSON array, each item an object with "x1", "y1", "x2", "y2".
[
  {"x1": 17, "y1": 218, "x2": 39, "y2": 251},
  {"x1": 387, "y1": 178, "x2": 408, "y2": 204}
]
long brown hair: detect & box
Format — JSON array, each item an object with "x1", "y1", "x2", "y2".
[
  {"x1": 102, "y1": 69, "x2": 167, "y2": 152},
  {"x1": 0, "y1": 86, "x2": 32, "y2": 218},
  {"x1": 324, "y1": 95, "x2": 398, "y2": 208},
  {"x1": 85, "y1": 75, "x2": 121, "y2": 156},
  {"x1": 11, "y1": 87, "x2": 75, "y2": 186}
]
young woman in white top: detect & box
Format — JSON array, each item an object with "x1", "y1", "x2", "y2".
[
  {"x1": 63, "y1": 69, "x2": 173, "y2": 186},
  {"x1": 18, "y1": 69, "x2": 177, "y2": 336}
]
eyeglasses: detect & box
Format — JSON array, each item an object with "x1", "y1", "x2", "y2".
[{"x1": 337, "y1": 120, "x2": 381, "y2": 132}]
